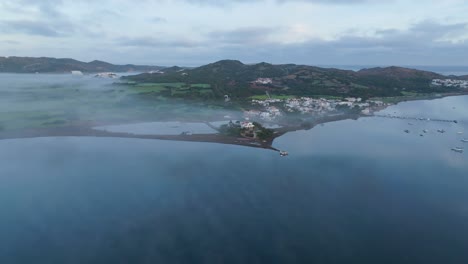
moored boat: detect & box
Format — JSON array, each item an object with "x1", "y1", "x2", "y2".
[{"x1": 451, "y1": 147, "x2": 464, "y2": 153}]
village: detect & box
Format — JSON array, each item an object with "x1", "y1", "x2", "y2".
[
  {"x1": 245, "y1": 96, "x2": 387, "y2": 121},
  {"x1": 431, "y1": 79, "x2": 468, "y2": 89}
]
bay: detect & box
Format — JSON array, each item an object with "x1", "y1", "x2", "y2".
[{"x1": 0, "y1": 95, "x2": 467, "y2": 263}]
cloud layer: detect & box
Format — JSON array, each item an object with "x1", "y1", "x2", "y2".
[{"x1": 0, "y1": 0, "x2": 467, "y2": 66}]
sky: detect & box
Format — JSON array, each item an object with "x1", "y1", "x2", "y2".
[{"x1": 0, "y1": 0, "x2": 467, "y2": 66}]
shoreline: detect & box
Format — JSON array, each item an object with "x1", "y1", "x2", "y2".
[
  {"x1": 0, "y1": 113, "x2": 361, "y2": 152},
  {"x1": 1, "y1": 93, "x2": 466, "y2": 151}
]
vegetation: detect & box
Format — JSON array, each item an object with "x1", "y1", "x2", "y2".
[
  {"x1": 219, "y1": 123, "x2": 242, "y2": 137},
  {"x1": 219, "y1": 121, "x2": 274, "y2": 140},
  {"x1": 124, "y1": 60, "x2": 467, "y2": 101},
  {"x1": 126, "y1": 82, "x2": 214, "y2": 100},
  {"x1": 253, "y1": 122, "x2": 274, "y2": 140},
  {"x1": 0, "y1": 56, "x2": 163, "y2": 73}
]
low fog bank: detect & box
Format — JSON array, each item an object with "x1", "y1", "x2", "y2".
[{"x1": 0, "y1": 73, "x2": 241, "y2": 132}]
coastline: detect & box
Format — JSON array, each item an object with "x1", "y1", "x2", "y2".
[{"x1": 0, "y1": 93, "x2": 466, "y2": 152}]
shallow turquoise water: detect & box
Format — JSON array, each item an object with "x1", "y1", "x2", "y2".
[{"x1": 0, "y1": 96, "x2": 467, "y2": 264}]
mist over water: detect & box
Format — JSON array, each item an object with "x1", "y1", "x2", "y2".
[
  {"x1": 1, "y1": 74, "x2": 468, "y2": 263},
  {"x1": 0, "y1": 73, "x2": 238, "y2": 132}
]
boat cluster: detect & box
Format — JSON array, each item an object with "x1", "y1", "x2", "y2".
[{"x1": 404, "y1": 127, "x2": 466, "y2": 154}]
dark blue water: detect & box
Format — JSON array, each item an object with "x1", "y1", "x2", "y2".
[{"x1": 1, "y1": 96, "x2": 467, "y2": 264}]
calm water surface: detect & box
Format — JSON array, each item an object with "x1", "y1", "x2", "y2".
[{"x1": 0, "y1": 96, "x2": 467, "y2": 264}]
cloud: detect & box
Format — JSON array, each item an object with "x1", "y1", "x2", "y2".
[
  {"x1": 116, "y1": 36, "x2": 201, "y2": 48},
  {"x1": 177, "y1": 0, "x2": 387, "y2": 6},
  {"x1": 0, "y1": 0, "x2": 79, "y2": 38},
  {"x1": 107, "y1": 20, "x2": 468, "y2": 66},
  {"x1": 346, "y1": 20, "x2": 468, "y2": 51},
  {"x1": 208, "y1": 27, "x2": 275, "y2": 45},
  {"x1": 139, "y1": 20, "x2": 467, "y2": 66},
  {"x1": 0, "y1": 0, "x2": 465, "y2": 66},
  {"x1": 1, "y1": 40, "x2": 20, "y2": 45},
  {"x1": 1, "y1": 0, "x2": 65, "y2": 17},
  {"x1": 151, "y1": 17, "x2": 167, "y2": 23},
  {"x1": 0, "y1": 20, "x2": 69, "y2": 37}
]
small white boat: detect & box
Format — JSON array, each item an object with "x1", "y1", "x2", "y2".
[
  {"x1": 451, "y1": 147, "x2": 464, "y2": 153},
  {"x1": 423, "y1": 129, "x2": 428, "y2": 133},
  {"x1": 279, "y1": 151, "x2": 289, "y2": 157}
]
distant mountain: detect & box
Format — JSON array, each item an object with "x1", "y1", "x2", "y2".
[
  {"x1": 0, "y1": 56, "x2": 164, "y2": 73},
  {"x1": 124, "y1": 60, "x2": 464, "y2": 99},
  {"x1": 357, "y1": 66, "x2": 442, "y2": 79}
]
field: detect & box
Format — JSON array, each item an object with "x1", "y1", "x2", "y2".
[{"x1": 126, "y1": 82, "x2": 213, "y2": 97}]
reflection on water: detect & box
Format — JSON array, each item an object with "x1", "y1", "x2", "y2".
[
  {"x1": 0, "y1": 96, "x2": 468, "y2": 263},
  {"x1": 94, "y1": 121, "x2": 219, "y2": 135}
]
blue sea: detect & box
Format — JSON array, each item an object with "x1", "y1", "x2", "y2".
[{"x1": 1, "y1": 94, "x2": 467, "y2": 263}]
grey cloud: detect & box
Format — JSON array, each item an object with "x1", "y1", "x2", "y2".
[
  {"x1": 0, "y1": 20, "x2": 68, "y2": 37},
  {"x1": 367, "y1": 20, "x2": 468, "y2": 48},
  {"x1": 208, "y1": 27, "x2": 275, "y2": 45},
  {"x1": 2, "y1": 0, "x2": 64, "y2": 17},
  {"x1": 109, "y1": 20, "x2": 468, "y2": 66},
  {"x1": 117, "y1": 37, "x2": 201, "y2": 48},
  {"x1": 151, "y1": 17, "x2": 167, "y2": 23},
  {"x1": 1, "y1": 40, "x2": 20, "y2": 45},
  {"x1": 149, "y1": 20, "x2": 468, "y2": 66},
  {"x1": 275, "y1": 0, "x2": 383, "y2": 3},
  {"x1": 0, "y1": 0, "x2": 79, "y2": 38},
  {"x1": 179, "y1": 0, "x2": 386, "y2": 6}
]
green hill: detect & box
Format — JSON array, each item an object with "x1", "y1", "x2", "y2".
[
  {"x1": 124, "y1": 60, "x2": 465, "y2": 100},
  {"x1": 0, "y1": 56, "x2": 164, "y2": 73}
]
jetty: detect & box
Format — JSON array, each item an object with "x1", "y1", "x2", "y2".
[{"x1": 374, "y1": 114, "x2": 458, "y2": 124}]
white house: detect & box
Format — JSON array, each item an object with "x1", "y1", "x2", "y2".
[{"x1": 240, "y1": 121, "x2": 255, "y2": 129}]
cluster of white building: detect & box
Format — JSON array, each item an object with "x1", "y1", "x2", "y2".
[
  {"x1": 251, "y1": 98, "x2": 282, "y2": 107},
  {"x1": 432, "y1": 79, "x2": 468, "y2": 89},
  {"x1": 252, "y1": 78, "x2": 273, "y2": 85},
  {"x1": 240, "y1": 121, "x2": 255, "y2": 129},
  {"x1": 245, "y1": 106, "x2": 282, "y2": 121},
  {"x1": 95, "y1": 72, "x2": 118, "y2": 78},
  {"x1": 248, "y1": 97, "x2": 386, "y2": 120},
  {"x1": 283, "y1": 98, "x2": 336, "y2": 114}
]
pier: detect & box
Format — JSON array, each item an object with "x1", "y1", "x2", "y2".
[{"x1": 373, "y1": 114, "x2": 458, "y2": 124}]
